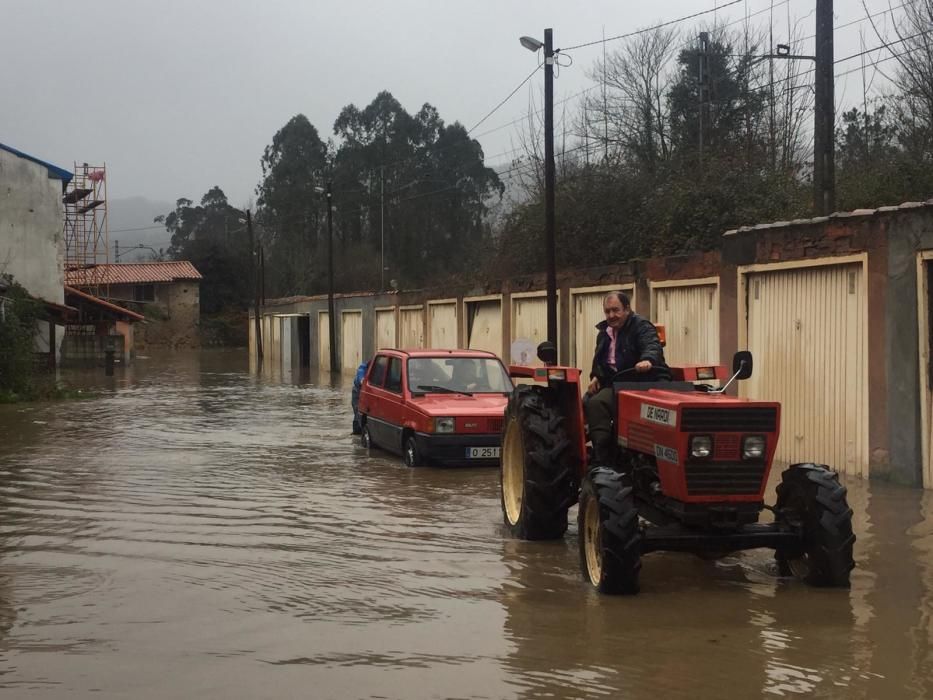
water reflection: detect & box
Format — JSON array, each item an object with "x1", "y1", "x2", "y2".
[{"x1": 0, "y1": 351, "x2": 928, "y2": 698}]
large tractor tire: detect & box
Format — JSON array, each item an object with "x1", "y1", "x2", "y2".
[
  {"x1": 775, "y1": 464, "x2": 855, "y2": 587},
  {"x1": 500, "y1": 385, "x2": 576, "y2": 540},
  {"x1": 578, "y1": 467, "x2": 642, "y2": 595}
]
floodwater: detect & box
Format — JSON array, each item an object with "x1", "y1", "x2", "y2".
[{"x1": 0, "y1": 351, "x2": 931, "y2": 699}]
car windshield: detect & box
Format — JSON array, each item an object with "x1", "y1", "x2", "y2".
[{"x1": 408, "y1": 357, "x2": 512, "y2": 394}]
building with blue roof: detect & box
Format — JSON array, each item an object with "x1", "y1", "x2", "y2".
[{"x1": 1, "y1": 142, "x2": 74, "y2": 361}]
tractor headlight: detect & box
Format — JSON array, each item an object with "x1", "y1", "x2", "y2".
[
  {"x1": 435, "y1": 417, "x2": 455, "y2": 433},
  {"x1": 743, "y1": 435, "x2": 766, "y2": 460},
  {"x1": 690, "y1": 435, "x2": 712, "y2": 458}
]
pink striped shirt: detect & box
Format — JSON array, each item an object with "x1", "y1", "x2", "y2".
[{"x1": 605, "y1": 325, "x2": 618, "y2": 370}]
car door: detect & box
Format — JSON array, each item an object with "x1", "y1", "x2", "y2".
[
  {"x1": 379, "y1": 356, "x2": 406, "y2": 453},
  {"x1": 360, "y1": 354, "x2": 390, "y2": 444}
]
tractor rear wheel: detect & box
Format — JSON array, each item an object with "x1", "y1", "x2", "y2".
[
  {"x1": 775, "y1": 464, "x2": 855, "y2": 587},
  {"x1": 578, "y1": 467, "x2": 642, "y2": 594},
  {"x1": 500, "y1": 385, "x2": 576, "y2": 540}
]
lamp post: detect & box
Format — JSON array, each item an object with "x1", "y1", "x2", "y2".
[
  {"x1": 521, "y1": 29, "x2": 557, "y2": 354},
  {"x1": 316, "y1": 183, "x2": 339, "y2": 372},
  {"x1": 246, "y1": 210, "x2": 263, "y2": 365}
]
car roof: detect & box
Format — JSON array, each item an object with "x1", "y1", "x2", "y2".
[{"x1": 378, "y1": 348, "x2": 500, "y2": 359}]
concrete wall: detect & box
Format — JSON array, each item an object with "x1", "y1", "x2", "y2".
[
  {"x1": 0, "y1": 149, "x2": 65, "y2": 304},
  {"x1": 130, "y1": 281, "x2": 200, "y2": 349}
]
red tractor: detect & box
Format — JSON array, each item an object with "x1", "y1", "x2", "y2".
[{"x1": 500, "y1": 343, "x2": 855, "y2": 595}]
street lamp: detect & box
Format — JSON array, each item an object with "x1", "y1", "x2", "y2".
[
  {"x1": 521, "y1": 28, "x2": 557, "y2": 356},
  {"x1": 245, "y1": 210, "x2": 263, "y2": 365},
  {"x1": 315, "y1": 183, "x2": 338, "y2": 372}
]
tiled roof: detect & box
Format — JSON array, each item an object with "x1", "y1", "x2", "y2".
[
  {"x1": 723, "y1": 198, "x2": 933, "y2": 236},
  {"x1": 65, "y1": 261, "x2": 202, "y2": 286}
]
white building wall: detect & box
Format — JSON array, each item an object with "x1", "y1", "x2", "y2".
[{"x1": 0, "y1": 149, "x2": 66, "y2": 304}]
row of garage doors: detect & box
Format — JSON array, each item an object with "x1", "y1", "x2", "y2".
[{"x1": 279, "y1": 260, "x2": 869, "y2": 478}]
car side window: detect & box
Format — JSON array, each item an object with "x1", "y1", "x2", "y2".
[
  {"x1": 385, "y1": 357, "x2": 402, "y2": 393},
  {"x1": 369, "y1": 355, "x2": 388, "y2": 387}
]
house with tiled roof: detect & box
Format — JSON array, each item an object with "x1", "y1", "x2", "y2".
[{"x1": 66, "y1": 261, "x2": 203, "y2": 349}]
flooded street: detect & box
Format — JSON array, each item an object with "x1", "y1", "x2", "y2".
[{"x1": 0, "y1": 351, "x2": 930, "y2": 699}]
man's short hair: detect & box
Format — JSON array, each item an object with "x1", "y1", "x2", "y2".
[{"x1": 604, "y1": 291, "x2": 631, "y2": 308}]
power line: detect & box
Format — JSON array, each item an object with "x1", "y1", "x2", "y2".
[
  {"x1": 108, "y1": 223, "x2": 167, "y2": 233},
  {"x1": 467, "y1": 63, "x2": 543, "y2": 134},
  {"x1": 559, "y1": 0, "x2": 745, "y2": 52}
]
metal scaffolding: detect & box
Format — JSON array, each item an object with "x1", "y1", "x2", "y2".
[{"x1": 63, "y1": 162, "x2": 109, "y2": 297}]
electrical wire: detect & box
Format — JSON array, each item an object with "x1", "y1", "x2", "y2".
[
  {"x1": 467, "y1": 63, "x2": 543, "y2": 135},
  {"x1": 108, "y1": 224, "x2": 167, "y2": 234},
  {"x1": 558, "y1": 0, "x2": 745, "y2": 52}
]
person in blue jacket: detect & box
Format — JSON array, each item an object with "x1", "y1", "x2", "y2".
[{"x1": 351, "y1": 360, "x2": 369, "y2": 434}]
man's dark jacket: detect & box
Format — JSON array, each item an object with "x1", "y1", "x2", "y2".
[{"x1": 590, "y1": 313, "x2": 671, "y2": 387}]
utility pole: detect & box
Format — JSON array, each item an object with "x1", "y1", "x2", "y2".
[
  {"x1": 813, "y1": 0, "x2": 835, "y2": 215},
  {"x1": 326, "y1": 182, "x2": 338, "y2": 373},
  {"x1": 380, "y1": 166, "x2": 385, "y2": 292},
  {"x1": 543, "y1": 27, "x2": 557, "y2": 352},
  {"x1": 114, "y1": 240, "x2": 120, "y2": 261},
  {"x1": 247, "y1": 210, "x2": 263, "y2": 364},
  {"x1": 698, "y1": 32, "x2": 710, "y2": 165}
]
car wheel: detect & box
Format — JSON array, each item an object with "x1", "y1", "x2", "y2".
[
  {"x1": 360, "y1": 423, "x2": 373, "y2": 449},
  {"x1": 404, "y1": 436, "x2": 423, "y2": 468}
]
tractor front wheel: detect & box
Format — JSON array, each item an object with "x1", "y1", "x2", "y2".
[
  {"x1": 500, "y1": 385, "x2": 576, "y2": 540},
  {"x1": 775, "y1": 464, "x2": 855, "y2": 587},
  {"x1": 578, "y1": 467, "x2": 642, "y2": 594}
]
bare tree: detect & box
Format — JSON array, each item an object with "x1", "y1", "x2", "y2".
[
  {"x1": 581, "y1": 25, "x2": 680, "y2": 169},
  {"x1": 865, "y1": 0, "x2": 933, "y2": 155}
]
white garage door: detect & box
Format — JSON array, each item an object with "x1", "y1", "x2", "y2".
[
  {"x1": 511, "y1": 296, "x2": 547, "y2": 365},
  {"x1": 375, "y1": 309, "x2": 396, "y2": 350},
  {"x1": 318, "y1": 311, "x2": 330, "y2": 370},
  {"x1": 429, "y1": 302, "x2": 457, "y2": 349},
  {"x1": 466, "y1": 300, "x2": 502, "y2": 357},
  {"x1": 743, "y1": 263, "x2": 867, "y2": 477},
  {"x1": 653, "y1": 283, "x2": 719, "y2": 366},
  {"x1": 399, "y1": 308, "x2": 424, "y2": 349},
  {"x1": 341, "y1": 311, "x2": 362, "y2": 374}
]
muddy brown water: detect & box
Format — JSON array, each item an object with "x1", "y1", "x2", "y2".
[{"x1": 0, "y1": 350, "x2": 930, "y2": 699}]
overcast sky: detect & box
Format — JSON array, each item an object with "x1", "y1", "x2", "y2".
[{"x1": 2, "y1": 0, "x2": 901, "y2": 220}]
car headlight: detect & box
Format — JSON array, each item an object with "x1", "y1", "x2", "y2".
[
  {"x1": 435, "y1": 417, "x2": 455, "y2": 433},
  {"x1": 743, "y1": 435, "x2": 766, "y2": 460},
  {"x1": 690, "y1": 435, "x2": 712, "y2": 458}
]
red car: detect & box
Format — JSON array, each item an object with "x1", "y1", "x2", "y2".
[{"x1": 357, "y1": 349, "x2": 513, "y2": 467}]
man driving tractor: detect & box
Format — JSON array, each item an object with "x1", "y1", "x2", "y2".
[{"x1": 585, "y1": 291, "x2": 671, "y2": 464}]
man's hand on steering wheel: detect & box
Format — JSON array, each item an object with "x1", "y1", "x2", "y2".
[{"x1": 635, "y1": 360, "x2": 652, "y2": 373}]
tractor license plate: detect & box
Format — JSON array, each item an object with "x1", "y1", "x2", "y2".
[{"x1": 466, "y1": 447, "x2": 500, "y2": 459}]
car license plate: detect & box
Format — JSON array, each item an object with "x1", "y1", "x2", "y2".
[{"x1": 466, "y1": 447, "x2": 500, "y2": 459}]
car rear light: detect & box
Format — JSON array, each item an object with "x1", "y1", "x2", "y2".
[
  {"x1": 690, "y1": 435, "x2": 712, "y2": 458},
  {"x1": 435, "y1": 417, "x2": 455, "y2": 433},
  {"x1": 742, "y1": 435, "x2": 766, "y2": 460}
]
